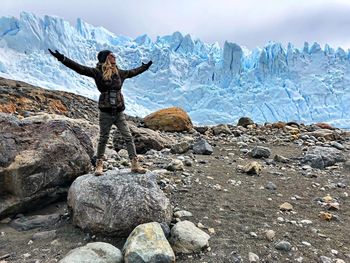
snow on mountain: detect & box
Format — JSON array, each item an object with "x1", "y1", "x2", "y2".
[{"x1": 0, "y1": 12, "x2": 349, "y2": 128}]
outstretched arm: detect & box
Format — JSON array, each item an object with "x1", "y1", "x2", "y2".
[
  {"x1": 122, "y1": 61, "x2": 153, "y2": 79},
  {"x1": 48, "y1": 49, "x2": 96, "y2": 78}
]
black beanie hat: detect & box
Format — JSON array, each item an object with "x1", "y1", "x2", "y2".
[{"x1": 97, "y1": 50, "x2": 112, "y2": 63}]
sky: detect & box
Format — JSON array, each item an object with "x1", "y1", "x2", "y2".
[{"x1": 2, "y1": 0, "x2": 350, "y2": 50}]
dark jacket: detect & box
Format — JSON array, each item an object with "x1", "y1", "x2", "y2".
[{"x1": 61, "y1": 57, "x2": 149, "y2": 112}]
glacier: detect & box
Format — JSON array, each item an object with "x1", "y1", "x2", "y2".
[{"x1": 0, "y1": 12, "x2": 349, "y2": 128}]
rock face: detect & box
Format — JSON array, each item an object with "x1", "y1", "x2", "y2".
[
  {"x1": 113, "y1": 123, "x2": 174, "y2": 154},
  {"x1": 302, "y1": 146, "x2": 346, "y2": 169},
  {"x1": 67, "y1": 170, "x2": 172, "y2": 236},
  {"x1": 143, "y1": 107, "x2": 193, "y2": 132},
  {"x1": 59, "y1": 242, "x2": 122, "y2": 263},
  {"x1": 123, "y1": 222, "x2": 175, "y2": 263},
  {"x1": 0, "y1": 113, "x2": 98, "y2": 219}
]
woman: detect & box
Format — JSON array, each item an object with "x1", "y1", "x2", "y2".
[{"x1": 49, "y1": 48, "x2": 152, "y2": 175}]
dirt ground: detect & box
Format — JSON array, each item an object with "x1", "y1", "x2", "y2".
[{"x1": 1, "y1": 136, "x2": 349, "y2": 263}]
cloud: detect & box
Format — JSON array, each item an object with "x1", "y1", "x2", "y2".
[{"x1": 1, "y1": 0, "x2": 349, "y2": 49}]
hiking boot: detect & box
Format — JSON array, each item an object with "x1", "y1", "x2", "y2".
[
  {"x1": 131, "y1": 157, "x2": 147, "y2": 174},
  {"x1": 95, "y1": 159, "x2": 104, "y2": 176}
]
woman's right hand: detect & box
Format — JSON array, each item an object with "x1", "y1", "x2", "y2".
[{"x1": 48, "y1": 49, "x2": 65, "y2": 61}]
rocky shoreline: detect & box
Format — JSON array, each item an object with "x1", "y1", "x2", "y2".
[{"x1": 0, "y1": 77, "x2": 349, "y2": 263}]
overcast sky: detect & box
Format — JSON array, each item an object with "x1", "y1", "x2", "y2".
[{"x1": 2, "y1": 0, "x2": 350, "y2": 50}]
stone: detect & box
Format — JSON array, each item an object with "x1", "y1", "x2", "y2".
[
  {"x1": 319, "y1": 256, "x2": 332, "y2": 263},
  {"x1": 174, "y1": 211, "x2": 193, "y2": 218},
  {"x1": 265, "y1": 182, "x2": 277, "y2": 190},
  {"x1": 275, "y1": 240, "x2": 292, "y2": 251},
  {"x1": 274, "y1": 154, "x2": 289, "y2": 163},
  {"x1": 9, "y1": 214, "x2": 60, "y2": 231},
  {"x1": 123, "y1": 222, "x2": 175, "y2": 263},
  {"x1": 237, "y1": 117, "x2": 254, "y2": 128},
  {"x1": 167, "y1": 159, "x2": 184, "y2": 171},
  {"x1": 330, "y1": 141, "x2": 344, "y2": 150},
  {"x1": 193, "y1": 139, "x2": 213, "y2": 155},
  {"x1": 302, "y1": 146, "x2": 346, "y2": 169},
  {"x1": 171, "y1": 141, "x2": 192, "y2": 154},
  {"x1": 212, "y1": 124, "x2": 232, "y2": 135},
  {"x1": 169, "y1": 220, "x2": 210, "y2": 253},
  {"x1": 251, "y1": 146, "x2": 271, "y2": 158},
  {"x1": 143, "y1": 107, "x2": 193, "y2": 132},
  {"x1": 315, "y1": 123, "x2": 334, "y2": 130},
  {"x1": 279, "y1": 202, "x2": 293, "y2": 211},
  {"x1": 68, "y1": 170, "x2": 172, "y2": 236},
  {"x1": 59, "y1": 242, "x2": 122, "y2": 263},
  {"x1": 248, "y1": 252, "x2": 259, "y2": 262},
  {"x1": 265, "y1": 230, "x2": 275, "y2": 241},
  {"x1": 0, "y1": 113, "x2": 97, "y2": 219},
  {"x1": 243, "y1": 161, "x2": 262, "y2": 175},
  {"x1": 32, "y1": 230, "x2": 57, "y2": 240},
  {"x1": 113, "y1": 123, "x2": 174, "y2": 154}
]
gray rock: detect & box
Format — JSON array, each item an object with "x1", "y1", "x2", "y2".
[
  {"x1": 251, "y1": 146, "x2": 271, "y2": 158},
  {"x1": 0, "y1": 113, "x2": 97, "y2": 219},
  {"x1": 248, "y1": 252, "x2": 259, "y2": 263},
  {"x1": 59, "y1": 242, "x2": 122, "y2": 263},
  {"x1": 174, "y1": 210, "x2": 193, "y2": 218},
  {"x1": 331, "y1": 141, "x2": 345, "y2": 150},
  {"x1": 237, "y1": 117, "x2": 254, "y2": 128},
  {"x1": 123, "y1": 222, "x2": 175, "y2": 263},
  {"x1": 275, "y1": 240, "x2": 292, "y2": 252},
  {"x1": 9, "y1": 214, "x2": 60, "y2": 231},
  {"x1": 68, "y1": 170, "x2": 172, "y2": 236},
  {"x1": 32, "y1": 230, "x2": 57, "y2": 240},
  {"x1": 193, "y1": 139, "x2": 213, "y2": 155},
  {"x1": 171, "y1": 141, "x2": 192, "y2": 154},
  {"x1": 274, "y1": 154, "x2": 289, "y2": 163},
  {"x1": 166, "y1": 159, "x2": 184, "y2": 171},
  {"x1": 302, "y1": 146, "x2": 346, "y2": 169},
  {"x1": 265, "y1": 182, "x2": 277, "y2": 191},
  {"x1": 113, "y1": 123, "x2": 174, "y2": 154},
  {"x1": 212, "y1": 124, "x2": 232, "y2": 135},
  {"x1": 319, "y1": 256, "x2": 332, "y2": 263},
  {"x1": 169, "y1": 220, "x2": 210, "y2": 253}
]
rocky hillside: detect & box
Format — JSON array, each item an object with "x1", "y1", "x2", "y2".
[
  {"x1": 0, "y1": 77, "x2": 350, "y2": 263},
  {"x1": 0, "y1": 77, "x2": 98, "y2": 122}
]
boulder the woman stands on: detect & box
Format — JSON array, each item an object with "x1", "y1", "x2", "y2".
[{"x1": 49, "y1": 49, "x2": 152, "y2": 175}]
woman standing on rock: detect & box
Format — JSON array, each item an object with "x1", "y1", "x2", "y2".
[{"x1": 49, "y1": 49, "x2": 152, "y2": 175}]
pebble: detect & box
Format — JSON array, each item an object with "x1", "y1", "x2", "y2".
[
  {"x1": 301, "y1": 241, "x2": 311, "y2": 246},
  {"x1": 279, "y1": 202, "x2": 293, "y2": 211},
  {"x1": 275, "y1": 240, "x2": 292, "y2": 251},
  {"x1": 249, "y1": 232, "x2": 258, "y2": 238},
  {"x1": 277, "y1": 217, "x2": 285, "y2": 223},
  {"x1": 265, "y1": 181, "x2": 277, "y2": 190},
  {"x1": 248, "y1": 252, "x2": 259, "y2": 262},
  {"x1": 265, "y1": 230, "x2": 275, "y2": 241},
  {"x1": 319, "y1": 256, "x2": 332, "y2": 263},
  {"x1": 300, "y1": 220, "x2": 313, "y2": 225},
  {"x1": 174, "y1": 211, "x2": 193, "y2": 218}
]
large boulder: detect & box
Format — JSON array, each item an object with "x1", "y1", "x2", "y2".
[
  {"x1": 302, "y1": 146, "x2": 346, "y2": 169},
  {"x1": 0, "y1": 113, "x2": 98, "y2": 219},
  {"x1": 123, "y1": 222, "x2": 175, "y2": 263},
  {"x1": 143, "y1": 107, "x2": 193, "y2": 132},
  {"x1": 113, "y1": 123, "x2": 174, "y2": 154},
  {"x1": 68, "y1": 170, "x2": 172, "y2": 236}
]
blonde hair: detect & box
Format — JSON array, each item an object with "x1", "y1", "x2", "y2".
[{"x1": 102, "y1": 59, "x2": 118, "y2": 80}]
